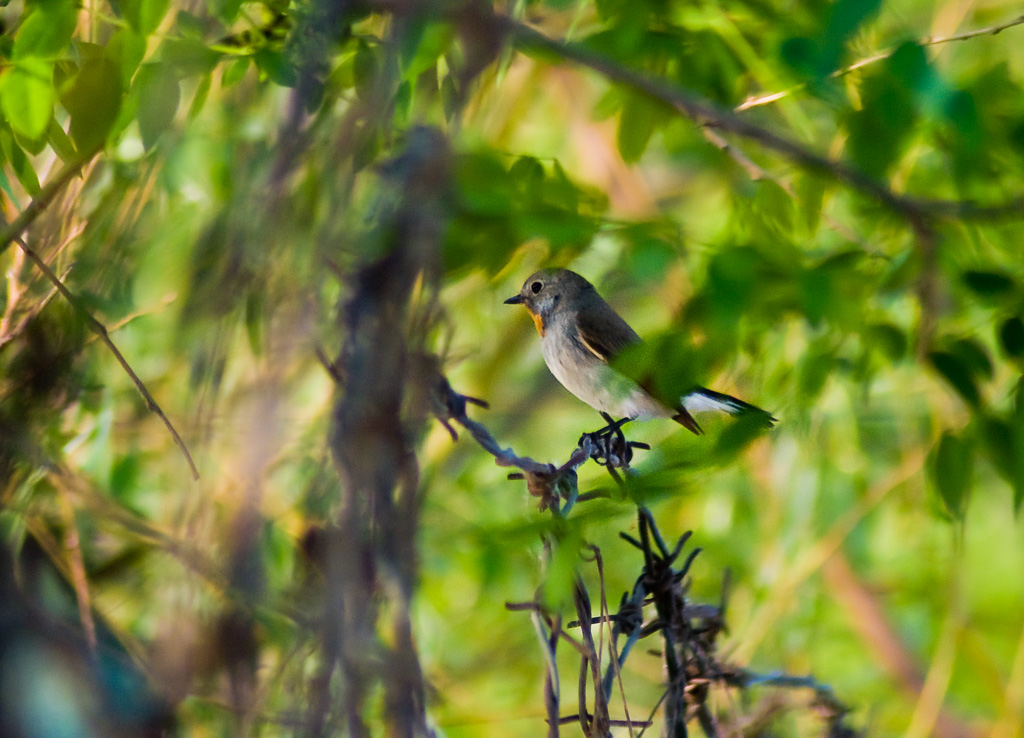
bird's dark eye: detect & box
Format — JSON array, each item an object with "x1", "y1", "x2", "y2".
[{"x1": 530, "y1": 281, "x2": 543, "y2": 294}]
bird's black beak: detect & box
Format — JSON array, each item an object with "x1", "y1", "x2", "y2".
[{"x1": 504, "y1": 295, "x2": 524, "y2": 305}]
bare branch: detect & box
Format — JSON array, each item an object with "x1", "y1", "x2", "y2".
[
  {"x1": 13, "y1": 236, "x2": 200, "y2": 480},
  {"x1": 499, "y1": 16, "x2": 1024, "y2": 224},
  {"x1": 738, "y1": 13, "x2": 1024, "y2": 111}
]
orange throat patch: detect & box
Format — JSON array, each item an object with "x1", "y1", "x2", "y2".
[{"x1": 531, "y1": 312, "x2": 545, "y2": 336}]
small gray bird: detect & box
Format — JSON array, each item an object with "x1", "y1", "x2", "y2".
[{"x1": 504, "y1": 268, "x2": 772, "y2": 434}]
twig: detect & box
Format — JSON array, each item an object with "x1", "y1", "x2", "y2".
[
  {"x1": 500, "y1": 16, "x2": 1024, "y2": 223},
  {"x1": 695, "y1": 703, "x2": 719, "y2": 738},
  {"x1": 532, "y1": 610, "x2": 562, "y2": 738},
  {"x1": 13, "y1": 236, "x2": 200, "y2": 480},
  {"x1": 738, "y1": 13, "x2": 1024, "y2": 111}
]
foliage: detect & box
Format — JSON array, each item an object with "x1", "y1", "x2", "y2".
[{"x1": 1, "y1": 0, "x2": 1024, "y2": 735}]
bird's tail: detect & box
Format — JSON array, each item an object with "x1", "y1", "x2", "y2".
[{"x1": 679, "y1": 387, "x2": 776, "y2": 425}]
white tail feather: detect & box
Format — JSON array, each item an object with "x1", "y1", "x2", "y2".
[{"x1": 681, "y1": 389, "x2": 752, "y2": 415}]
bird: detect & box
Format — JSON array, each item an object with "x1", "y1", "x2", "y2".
[{"x1": 504, "y1": 268, "x2": 773, "y2": 435}]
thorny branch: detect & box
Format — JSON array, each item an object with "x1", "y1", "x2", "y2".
[
  {"x1": 431, "y1": 373, "x2": 649, "y2": 512},
  {"x1": 443, "y1": 377, "x2": 854, "y2": 736},
  {"x1": 505, "y1": 508, "x2": 857, "y2": 737}
]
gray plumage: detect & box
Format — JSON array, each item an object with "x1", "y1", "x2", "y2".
[{"x1": 505, "y1": 269, "x2": 773, "y2": 434}]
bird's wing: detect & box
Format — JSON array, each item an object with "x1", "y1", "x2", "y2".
[{"x1": 574, "y1": 308, "x2": 641, "y2": 363}]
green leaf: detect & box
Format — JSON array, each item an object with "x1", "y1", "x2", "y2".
[
  {"x1": 62, "y1": 56, "x2": 124, "y2": 151},
  {"x1": 930, "y1": 431, "x2": 972, "y2": 520},
  {"x1": 617, "y1": 94, "x2": 660, "y2": 163},
  {"x1": 0, "y1": 58, "x2": 55, "y2": 140},
  {"x1": 47, "y1": 117, "x2": 76, "y2": 161},
  {"x1": 797, "y1": 341, "x2": 834, "y2": 400},
  {"x1": 928, "y1": 350, "x2": 980, "y2": 407},
  {"x1": 0, "y1": 169, "x2": 16, "y2": 203},
  {"x1": 209, "y1": 0, "x2": 243, "y2": 23},
  {"x1": 399, "y1": 20, "x2": 452, "y2": 81},
  {"x1": 865, "y1": 322, "x2": 907, "y2": 361},
  {"x1": 962, "y1": 269, "x2": 1016, "y2": 299},
  {"x1": 108, "y1": 29, "x2": 147, "y2": 86},
  {"x1": 123, "y1": 0, "x2": 170, "y2": 34},
  {"x1": 508, "y1": 156, "x2": 545, "y2": 193},
  {"x1": 222, "y1": 57, "x2": 250, "y2": 87},
  {"x1": 253, "y1": 49, "x2": 297, "y2": 87},
  {"x1": 134, "y1": 63, "x2": 180, "y2": 149},
  {"x1": 999, "y1": 317, "x2": 1024, "y2": 359},
  {"x1": 12, "y1": 4, "x2": 77, "y2": 59},
  {"x1": 948, "y1": 337, "x2": 993, "y2": 380},
  {"x1": 353, "y1": 41, "x2": 378, "y2": 96},
  {"x1": 781, "y1": 36, "x2": 819, "y2": 77},
  {"x1": 821, "y1": 0, "x2": 883, "y2": 68},
  {"x1": 158, "y1": 38, "x2": 221, "y2": 78},
  {"x1": 0, "y1": 126, "x2": 41, "y2": 195},
  {"x1": 713, "y1": 413, "x2": 773, "y2": 463},
  {"x1": 845, "y1": 45, "x2": 928, "y2": 177},
  {"x1": 188, "y1": 72, "x2": 211, "y2": 119}
]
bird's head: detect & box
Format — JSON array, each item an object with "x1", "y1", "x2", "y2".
[{"x1": 504, "y1": 269, "x2": 593, "y2": 335}]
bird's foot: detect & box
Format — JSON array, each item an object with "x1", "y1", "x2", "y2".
[{"x1": 579, "y1": 414, "x2": 650, "y2": 468}]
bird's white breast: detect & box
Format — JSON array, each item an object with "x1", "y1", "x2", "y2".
[{"x1": 539, "y1": 328, "x2": 669, "y2": 420}]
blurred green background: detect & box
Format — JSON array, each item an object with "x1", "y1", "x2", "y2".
[{"x1": 1, "y1": 0, "x2": 1024, "y2": 735}]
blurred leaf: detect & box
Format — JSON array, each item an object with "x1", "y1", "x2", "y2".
[
  {"x1": 245, "y1": 288, "x2": 265, "y2": 356},
  {"x1": 961, "y1": 270, "x2": 1016, "y2": 300},
  {"x1": 999, "y1": 317, "x2": 1024, "y2": 360},
  {"x1": 62, "y1": 56, "x2": 124, "y2": 150},
  {"x1": 175, "y1": 10, "x2": 206, "y2": 37},
  {"x1": 110, "y1": 453, "x2": 142, "y2": 500},
  {"x1": 253, "y1": 49, "x2": 297, "y2": 87},
  {"x1": 509, "y1": 156, "x2": 545, "y2": 193},
  {"x1": 844, "y1": 43, "x2": 941, "y2": 177},
  {"x1": 617, "y1": 93, "x2": 663, "y2": 163},
  {"x1": 928, "y1": 350, "x2": 980, "y2": 407},
  {"x1": 865, "y1": 322, "x2": 907, "y2": 361},
  {"x1": 798, "y1": 343, "x2": 834, "y2": 401},
  {"x1": 399, "y1": 20, "x2": 452, "y2": 81},
  {"x1": 222, "y1": 57, "x2": 250, "y2": 87},
  {"x1": 619, "y1": 225, "x2": 677, "y2": 283},
  {"x1": 120, "y1": 0, "x2": 170, "y2": 34},
  {"x1": 948, "y1": 338, "x2": 993, "y2": 380},
  {"x1": 353, "y1": 41, "x2": 378, "y2": 95},
  {"x1": 158, "y1": 38, "x2": 221, "y2": 77},
  {"x1": 209, "y1": 0, "x2": 243, "y2": 22},
  {"x1": 11, "y1": 3, "x2": 76, "y2": 59},
  {"x1": 0, "y1": 59, "x2": 54, "y2": 140},
  {"x1": 134, "y1": 63, "x2": 180, "y2": 149},
  {"x1": 188, "y1": 71, "x2": 212, "y2": 119},
  {"x1": 47, "y1": 118, "x2": 76, "y2": 161},
  {"x1": 593, "y1": 87, "x2": 622, "y2": 121},
  {"x1": 930, "y1": 431, "x2": 972, "y2": 520},
  {"x1": 821, "y1": 0, "x2": 883, "y2": 68},
  {"x1": 454, "y1": 152, "x2": 514, "y2": 216},
  {"x1": 108, "y1": 29, "x2": 147, "y2": 85},
  {"x1": 0, "y1": 126, "x2": 41, "y2": 194},
  {"x1": 781, "y1": 36, "x2": 818, "y2": 77},
  {"x1": 713, "y1": 413, "x2": 772, "y2": 463}
]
